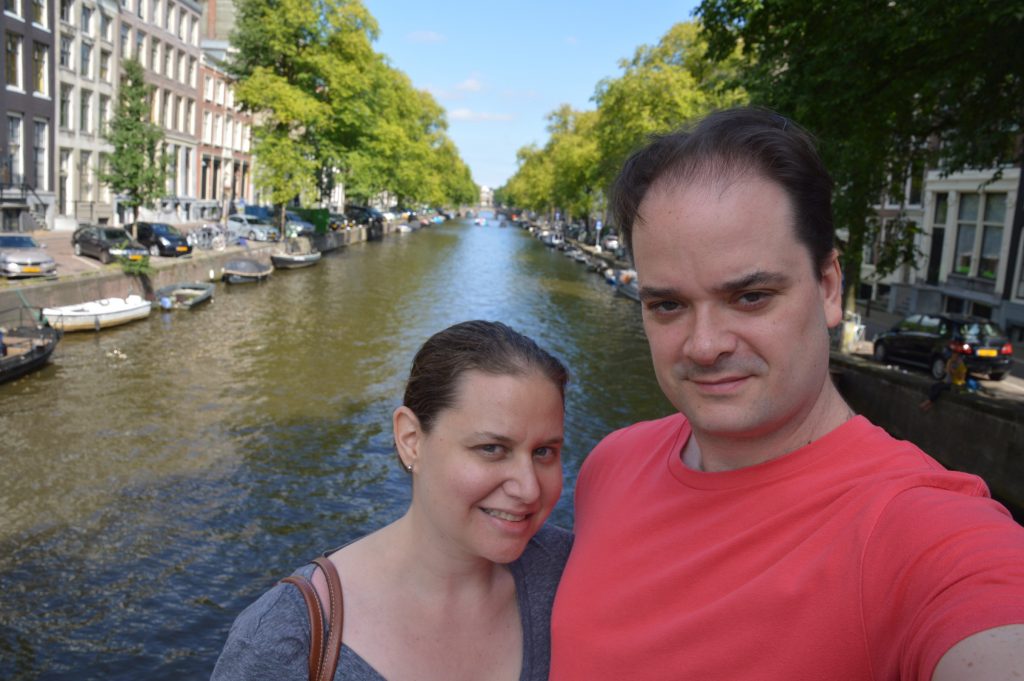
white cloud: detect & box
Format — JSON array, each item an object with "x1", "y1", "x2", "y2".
[
  {"x1": 449, "y1": 108, "x2": 515, "y2": 122},
  {"x1": 456, "y1": 76, "x2": 484, "y2": 92},
  {"x1": 407, "y1": 30, "x2": 446, "y2": 44}
]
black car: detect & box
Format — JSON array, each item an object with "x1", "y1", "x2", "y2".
[
  {"x1": 344, "y1": 205, "x2": 385, "y2": 228},
  {"x1": 135, "y1": 222, "x2": 193, "y2": 257},
  {"x1": 872, "y1": 313, "x2": 1014, "y2": 381},
  {"x1": 71, "y1": 225, "x2": 148, "y2": 264}
]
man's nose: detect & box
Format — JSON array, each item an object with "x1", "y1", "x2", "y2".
[{"x1": 684, "y1": 307, "x2": 737, "y2": 366}]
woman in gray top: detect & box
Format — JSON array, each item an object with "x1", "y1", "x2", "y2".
[{"x1": 212, "y1": 321, "x2": 573, "y2": 681}]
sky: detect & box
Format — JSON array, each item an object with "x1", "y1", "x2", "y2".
[{"x1": 363, "y1": 1, "x2": 700, "y2": 190}]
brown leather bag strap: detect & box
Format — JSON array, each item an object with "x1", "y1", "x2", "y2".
[
  {"x1": 312, "y1": 556, "x2": 344, "y2": 681},
  {"x1": 280, "y1": 575, "x2": 325, "y2": 681}
]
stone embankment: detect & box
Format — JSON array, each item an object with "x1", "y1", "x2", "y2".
[{"x1": 0, "y1": 225, "x2": 384, "y2": 311}]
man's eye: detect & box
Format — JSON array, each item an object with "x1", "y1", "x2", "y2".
[
  {"x1": 647, "y1": 300, "x2": 681, "y2": 314},
  {"x1": 737, "y1": 291, "x2": 771, "y2": 306}
]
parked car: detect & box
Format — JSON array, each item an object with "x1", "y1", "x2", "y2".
[
  {"x1": 601, "y1": 234, "x2": 620, "y2": 251},
  {"x1": 0, "y1": 233, "x2": 57, "y2": 278},
  {"x1": 71, "y1": 225, "x2": 148, "y2": 264},
  {"x1": 226, "y1": 214, "x2": 279, "y2": 241},
  {"x1": 135, "y1": 222, "x2": 192, "y2": 257},
  {"x1": 872, "y1": 313, "x2": 1014, "y2": 381},
  {"x1": 344, "y1": 205, "x2": 385, "y2": 230}
]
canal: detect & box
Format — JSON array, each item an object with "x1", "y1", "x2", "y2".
[{"x1": 0, "y1": 217, "x2": 672, "y2": 680}]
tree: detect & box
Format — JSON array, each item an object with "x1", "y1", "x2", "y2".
[
  {"x1": 592, "y1": 22, "x2": 747, "y2": 194},
  {"x1": 99, "y1": 58, "x2": 168, "y2": 237},
  {"x1": 697, "y1": 0, "x2": 1024, "y2": 319}
]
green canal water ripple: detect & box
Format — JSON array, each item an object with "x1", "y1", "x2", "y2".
[{"x1": 0, "y1": 218, "x2": 672, "y2": 680}]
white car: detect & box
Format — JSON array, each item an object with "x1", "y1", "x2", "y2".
[
  {"x1": 227, "y1": 214, "x2": 279, "y2": 241},
  {"x1": 601, "y1": 234, "x2": 620, "y2": 251}
]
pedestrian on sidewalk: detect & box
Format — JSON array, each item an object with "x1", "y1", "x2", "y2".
[{"x1": 919, "y1": 351, "x2": 968, "y2": 411}]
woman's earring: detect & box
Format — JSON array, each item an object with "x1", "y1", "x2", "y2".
[{"x1": 403, "y1": 461, "x2": 413, "y2": 473}]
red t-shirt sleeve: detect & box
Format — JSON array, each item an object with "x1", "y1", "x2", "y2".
[{"x1": 862, "y1": 483, "x2": 1024, "y2": 681}]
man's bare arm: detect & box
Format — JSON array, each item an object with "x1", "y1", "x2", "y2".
[{"x1": 932, "y1": 624, "x2": 1024, "y2": 680}]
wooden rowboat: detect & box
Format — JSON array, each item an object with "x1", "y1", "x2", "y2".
[
  {"x1": 155, "y1": 282, "x2": 215, "y2": 310},
  {"x1": 42, "y1": 295, "x2": 152, "y2": 332},
  {"x1": 0, "y1": 306, "x2": 62, "y2": 384}
]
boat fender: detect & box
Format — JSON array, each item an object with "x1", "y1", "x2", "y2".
[{"x1": 159, "y1": 296, "x2": 173, "y2": 310}]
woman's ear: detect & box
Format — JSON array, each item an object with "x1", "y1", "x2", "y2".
[{"x1": 393, "y1": 406, "x2": 423, "y2": 470}]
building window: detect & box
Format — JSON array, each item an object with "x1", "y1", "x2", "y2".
[
  {"x1": 978, "y1": 194, "x2": 1006, "y2": 280},
  {"x1": 78, "y1": 149, "x2": 91, "y2": 200},
  {"x1": 79, "y1": 88, "x2": 91, "y2": 132},
  {"x1": 202, "y1": 110, "x2": 210, "y2": 143},
  {"x1": 954, "y1": 192, "x2": 1007, "y2": 281},
  {"x1": 32, "y1": 42, "x2": 47, "y2": 95},
  {"x1": 134, "y1": 30, "x2": 144, "y2": 60},
  {"x1": 59, "y1": 0, "x2": 71, "y2": 22},
  {"x1": 58, "y1": 148, "x2": 70, "y2": 213},
  {"x1": 31, "y1": 0, "x2": 46, "y2": 26},
  {"x1": 98, "y1": 93, "x2": 109, "y2": 132},
  {"x1": 5, "y1": 0, "x2": 20, "y2": 16},
  {"x1": 100, "y1": 12, "x2": 111, "y2": 40},
  {"x1": 120, "y1": 23, "x2": 129, "y2": 56},
  {"x1": 164, "y1": 1, "x2": 171, "y2": 29},
  {"x1": 186, "y1": 98, "x2": 194, "y2": 134},
  {"x1": 171, "y1": 93, "x2": 179, "y2": 130},
  {"x1": 80, "y1": 4, "x2": 92, "y2": 33},
  {"x1": 5, "y1": 32, "x2": 23, "y2": 89},
  {"x1": 79, "y1": 40, "x2": 91, "y2": 76},
  {"x1": 163, "y1": 44, "x2": 171, "y2": 75},
  {"x1": 203, "y1": 74, "x2": 212, "y2": 100},
  {"x1": 162, "y1": 90, "x2": 170, "y2": 128},
  {"x1": 954, "y1": 194, "x2": 978, "y2": 276},
  {"x1": 33, "y1": 119, "x2": 47, "y2": 190},
  {"x1": 6, "y1": 115, "x2": 23, "y2": 185},
  {"x1": 188, "y1": 56, "x2": 196, "y2": 87},
  {"x1": 59, "y1": 33, "x2": 71, "y2": 68},
  {"x1": 150, "y1": 39, "x2": 158, "y2": 73},
  {"x1": 99, "y1": 48, "x2": 109, "y2": 80},
  {"x1": 934, "y1": 192, "x2": 948, "y2": 226},
  {"x1": 59, "y1": 83, "x2": 71, "y2": 127}
]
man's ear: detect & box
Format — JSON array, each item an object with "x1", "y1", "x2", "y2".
[
  {"x1": 821, "y1": 249, "x2": 844, "y2": 328},
  {"x1": 393, "y1": 406, "x2": 423, "y2": 469}
]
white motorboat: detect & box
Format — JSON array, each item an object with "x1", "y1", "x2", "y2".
[{"x1": 42, "y1": 294, "x2": 152, "y2": 332}]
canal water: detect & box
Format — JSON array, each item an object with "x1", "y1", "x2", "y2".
[{"x1": 0, "y1": 217, "x2": 672, "y2": 680}]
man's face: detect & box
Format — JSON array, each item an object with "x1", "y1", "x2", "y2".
[{"x1": 633, "y1": 173, "x2": 843, "y2": 447}]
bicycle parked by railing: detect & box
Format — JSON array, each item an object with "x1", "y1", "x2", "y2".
[{"x1": 186, "y1": 223, "x2": 228, "y2": 251}]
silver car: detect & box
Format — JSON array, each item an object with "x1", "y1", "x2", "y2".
[
  {"x1": 0, "y1": 233, "x2": 57, "y2": 278},
  {"x1": 226, "y1": 214, "x2": 279, "y2": 242}
]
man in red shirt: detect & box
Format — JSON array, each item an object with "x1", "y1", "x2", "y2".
[{"x1": 550, "y1": 107, "x2": 1024, "y2": 680}]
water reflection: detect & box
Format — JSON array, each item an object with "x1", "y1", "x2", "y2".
[{"x1": 0, "y1": 219, "x2": 670, "y2": 680}]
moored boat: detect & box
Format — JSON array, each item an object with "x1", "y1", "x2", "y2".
[
  {"x1": 222, "y1": 258, "x2": 273, "y2": 284},
  {"x1": 0, "y1": 306, "x2": 62, "y2": 384},
  {"x1": 155, "y1": 282, "x2": 215, "y2": 310},
  {"x1": 269, "y1": 237, "x2": 321, "y2": 270},
  {"x1": 41, "y1": 295, "x2": 152, "y2": 332}
]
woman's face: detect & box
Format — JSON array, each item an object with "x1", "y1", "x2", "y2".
[{"x1": 400, "y1": 369, "x2": 565, "y2": 565}]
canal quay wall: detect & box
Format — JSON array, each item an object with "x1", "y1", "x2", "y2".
[
  {"x1": 0, "y1": 225, "x2": 380, "y2": 311},
  {"x1": 830, "y1": 352, "x2": 1024, "y2": 511}
]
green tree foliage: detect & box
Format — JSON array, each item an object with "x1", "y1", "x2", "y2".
[
  {"x1": 500, "y1": 22, "x2": 745, "y2": 224},
  {"x1": 592, "y1": 22, "x2": 746, "y2": 192},
  {"x1": 229, "y1": 0, "x2": 476, "y2": 217},
  {"x1": 98, "y1": 58, "x2": 168, "y2": 236},
  {"x1": 697, "y1": 0, "x2": 1024, "y2": 313}
]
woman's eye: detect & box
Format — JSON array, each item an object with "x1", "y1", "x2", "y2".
[
  {"x1": 533, "y1": 447, "x2": 559, "y2": 461},
  {"x1": 478, "y1": 444, "x2": 505, "y2": 456}
]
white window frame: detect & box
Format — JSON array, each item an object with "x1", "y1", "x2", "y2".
[
  {"x1": 33, "y1": 118, "x2": 48, "y2": 190},
  {"x1": 5, "y1": 32, "x2": 24, "y2": 91},
  {"x1": 7, "y1": 113, "x2": 24, "y2": 184}
]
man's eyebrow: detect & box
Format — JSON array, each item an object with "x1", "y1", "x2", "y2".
[
  {"x1": 712, "y1": 270, "x2": 790, "y2": 294},
  {"x1": 638, "y1": 271, "x2": 791, "y2": 301}
]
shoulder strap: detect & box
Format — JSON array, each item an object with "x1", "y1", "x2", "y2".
[
  {"x1": 279, "y1": 558, "x2": 345, "y2": 681},
  {"x1": 280, "y1": 575, "x2": 325, "y2": 681},
  {"x1": 312, "y1": 557, "x2": 345, "y2": 681}
]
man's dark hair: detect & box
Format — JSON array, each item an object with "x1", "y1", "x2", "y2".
[{"x1": 610, "y1": 107, "x2": 835, "y2": 276}]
